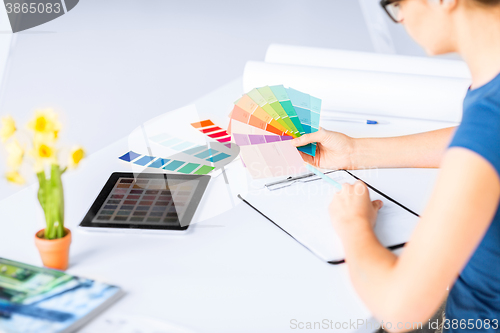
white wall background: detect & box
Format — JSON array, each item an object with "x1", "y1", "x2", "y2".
[{"x1": 0, "y1": 0, "x2": 434, "y2": 199}]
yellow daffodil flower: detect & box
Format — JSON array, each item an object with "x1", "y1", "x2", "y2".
[
  {"x1": 28, "y1": 109, "x2": 61, "y2": 138},
  {"x1": 5, "y1": 170, "x2": 25, "y2": 184},
  {"x1": 38, "y1": 144, "x2": 54, "y2": 158},
  {"x1": 68, "y1": 146, "x2": 85, "y2": 169},
  {"x1": 6, "y1": 140, "x2": 24, "y2": 170},
  {"x1": 30, "y1": 140, "x2": 58, "y2": 173},
  {"x1": 0, "y1": 116, "x2": 16, "y2": 142}
]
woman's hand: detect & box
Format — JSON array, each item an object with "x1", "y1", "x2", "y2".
[
  {"x1": 291, "y1": 128, "x2": 357, "y2": 170},
  {"x1": 329, "y1": 181, "x2": 383, "y2": 238}
]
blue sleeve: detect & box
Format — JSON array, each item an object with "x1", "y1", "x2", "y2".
[{"x1": 449, "y1": 100, "x2": 500, "y2": 178}]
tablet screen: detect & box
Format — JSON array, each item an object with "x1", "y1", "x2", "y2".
[{"x1": 80, "y1": 173, "x2": 210, "y2": 230}]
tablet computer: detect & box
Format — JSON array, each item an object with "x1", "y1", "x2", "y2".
[{"x1": 79, "y1": 172, "x2": 210, "y2": 232}]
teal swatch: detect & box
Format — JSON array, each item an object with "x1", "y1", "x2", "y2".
[
  {"x1": 178, "y1": 163, "x2": 200, "y2": 174},
  {"x1": 163, "y1": 160, "x2": 185, "y2": 171}
]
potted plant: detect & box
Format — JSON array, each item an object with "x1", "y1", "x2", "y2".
[{"x1": 0, "y1": 110, "x2": 85, "y2": 270}]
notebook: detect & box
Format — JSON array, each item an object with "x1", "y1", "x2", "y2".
[
  {"x1": 238, "y1": 170, "x2": 420, "y2": 264},
  {"x1": 0, "y1": 257, "x2": 123, "y2": 333}
]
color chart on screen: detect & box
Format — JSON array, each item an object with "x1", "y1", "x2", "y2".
[{"x1": 93, "y1": 177, "x2": 198, "y2": 227}]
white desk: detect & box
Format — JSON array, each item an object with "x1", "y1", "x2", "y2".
[{"x1": 0, "y1": 79, "x2": 455, "y2": 332}]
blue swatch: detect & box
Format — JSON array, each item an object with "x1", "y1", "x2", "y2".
[
  {"x1": 311, "y1": 112, "x2": 321, "y2": 128},
  {"x1": 298, "y1": 145, "x2": 316, "y2": 156},
  {"x1": 195, "y1": 149, "x2": 218, "y2": 159},
  {"x1": 148, "y1": 158, "x2": 170, "y2": 168},
  {"x1": 207, "y1": 153, "x2": 231, "y2": 163},
  {"x1": 163, "y1": 160, "x2": 185, "y2": 171},
  {"x1": 119, "y1": 151, "x2": 141, "y2": 162},
  {"x1": 182, "y1": 145, "x2": 207, "y2": 155},
  {"x1": 134, "y1": 156, "x2": 156, "y2": 166},
  {"x1": 295, "y1": 107, "x2": 311, "y2": 126}
]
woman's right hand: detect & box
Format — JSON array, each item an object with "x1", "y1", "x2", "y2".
[{"x1": 291, "y1": 128, "x2": 357, "y2": 170}]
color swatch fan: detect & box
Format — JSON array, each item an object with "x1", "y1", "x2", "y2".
[
  {"x1": 118, "y1": 105, "x2": 239, "y2": 176},
  {"x1": 229, "y1": 85, "x2": 321, "y2": 179}
]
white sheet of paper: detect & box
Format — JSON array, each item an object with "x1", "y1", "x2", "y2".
[
  {"x1": 240, "y1": 170, "x2": 420, "y2": 262},
  {"x1": 265, "y1": 44, "x2": 471, "y2": 79},
  {"x1": 243, "y1": 60, "x2": 471, "y2": 123}
]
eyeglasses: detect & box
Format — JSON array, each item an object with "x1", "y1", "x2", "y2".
[{"x1": 380, "y1": 0, "x2": 404, "y2": 23}]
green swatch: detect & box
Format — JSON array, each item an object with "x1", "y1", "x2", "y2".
[
  {"x1": 270, "y1": 85, "x2": 306, "y2": 136},
  {"x1": 246, "y1": 89, "x2": 292, "y2": 134},
  {"x1": 257, "y1": 86, "x2": 300, "y2": 136},
  {"x1": 194, "y1": 165, "x2": 215, "y2": 175},
  {"x1": 178, "y1": 163, "x2": 200, "y2": 174}
]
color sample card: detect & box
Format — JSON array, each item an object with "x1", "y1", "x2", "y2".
[
  {"x1": 246, "y1": 88, "x2": 295, "y2": 136},
  {"x1": 119, "y1": 151, "x2": 215, "y2": 175},
  {"x1": 93, "y1": 177, "x2": 197, "y2": 226},
  {"x1": 191, "y1": 119, "x2": 232, "y2": 144},
  {"x1": 286, "y1": 88, "x2": 322, "y2": 156},
  {"x1": 227, "y1": 86, "x2": 321, "y2": 178},
  {"x1": 148, "y1": 132, "x2": 235, "y2": 164},
  {"x1": 234, "y1": 95, "x2": 291, "y2": 135},
  {"x1": 229, "y1": 105, "x2": 287, "y2": 136},
  {"x1": 238, "y1": 140, "x2": 308, "y2": 179},
  {"x1": 270, "y1": 85, "x2": 306, "y2": 136},
  {"x1": 257, "y1": 86, "x2": 300, "y2": 137},
  {"x1": 233, "y1": 133, "x2": 293, "y2": 146}
]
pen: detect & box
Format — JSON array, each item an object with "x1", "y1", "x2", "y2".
[
  {"x1": 321, "y1": 116, "x2": 379, "y2": 124},
  {"x1": 303, "y1": 163, "x2": 343, "y2": 190}
]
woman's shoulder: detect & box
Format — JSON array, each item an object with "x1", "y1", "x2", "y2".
[
  {"x1": 464, "y1": 73, "x2": 500, "y2": 117},
  {"x1": 463, "y1": 86, "x2": 500, "y2": 123},
  {"x1": 451, "y1": 83, "x2": 500, "y2": 177}
]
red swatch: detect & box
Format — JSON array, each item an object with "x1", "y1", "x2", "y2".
[{"x1": 208, "y1": 131, "x2": 229, "y2": 139}]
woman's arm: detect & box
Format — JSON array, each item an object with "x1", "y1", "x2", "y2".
[
  {"x1": 291, "y1": 127, "x2": 456, "y2": 169},
  {"x1": 331, "y1": 148, "x2": 500, "y2": 330}
]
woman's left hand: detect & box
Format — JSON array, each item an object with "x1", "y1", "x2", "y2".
[{"x1": 329, "y1": 181, "x2": 383, "y2": 238}]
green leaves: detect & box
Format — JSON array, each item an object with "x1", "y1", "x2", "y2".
[{"x1": 37, "y1": 165, "x2": 65, "y2": 240}]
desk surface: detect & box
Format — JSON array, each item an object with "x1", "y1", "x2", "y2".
[{"x1": 0, "y1": 79, "x2": 452, "y2": 332}]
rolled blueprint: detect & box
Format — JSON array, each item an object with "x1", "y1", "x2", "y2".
[
  {"x1": 265, "y1": 44, "x2": 471, "y2": 79},
  {"x1": 243, "y1": 61, "x2": 471, "y2": 122}
]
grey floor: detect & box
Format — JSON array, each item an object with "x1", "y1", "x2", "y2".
[{"x1": 0, "y1": 0, "x2": 430, "y2": 199}]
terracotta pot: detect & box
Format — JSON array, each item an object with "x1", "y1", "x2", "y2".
[{"x1": 34, "y1": 228, "x2": 72, "y2": 270}]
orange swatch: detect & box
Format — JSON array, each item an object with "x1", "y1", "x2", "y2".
[
  {"x1": 235, "y1": 95, "x2": 291, "y2": 136},
  {"x1": 191, "y1": 119, "x2": 214, "y2": 129},
  {"x1": 229, "y1": 106, "x2": 286, "y2": 136}
]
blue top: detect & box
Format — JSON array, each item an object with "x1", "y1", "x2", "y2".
[{"x1": 445, "y1": 73, "x2": 500, "y2": 332}]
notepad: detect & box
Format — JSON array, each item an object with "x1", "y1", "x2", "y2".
[{"x1": 239, "y1": 170, "x2": 420, "y2": 263}]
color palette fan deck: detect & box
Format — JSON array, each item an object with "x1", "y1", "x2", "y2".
[
  {"x1": 119, "y1": 119, "x2": 238, "y2": 175},
  {"x1": 228, "y1": 85, "x2": 321, "y2": 179}
]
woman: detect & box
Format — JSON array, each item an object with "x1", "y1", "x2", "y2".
[{"x1": 291, "y1": 0, "x2": 500, "y2": 332}]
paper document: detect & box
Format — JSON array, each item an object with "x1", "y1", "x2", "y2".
[{"x1": 240, "y1": 170, "x2": 420, "y2": 263}]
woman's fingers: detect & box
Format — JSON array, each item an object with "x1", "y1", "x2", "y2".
[
  {"x1": 291, "y1": 128, "x2": 327, "y2": 147},
  {"x1": 372, "y1": 200, "x2": 384, "y2": 211},
  {"x1": 298, "y1": 151, "x2": 316, "y2": 165}
]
